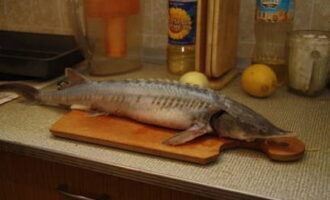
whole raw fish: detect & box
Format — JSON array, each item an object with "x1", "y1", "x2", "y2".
[{"x1": 0, "y1": 69, "x2": 295, "y2": 145}]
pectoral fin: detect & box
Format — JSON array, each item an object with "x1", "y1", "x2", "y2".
[
  {"x1": 70, "y1": 104, "x2": 108, "y2": 117},
  {"x1": 70, "y1": 104, "x2": 90, "y2": 111},
  {"x1": 162, "y1": 122, "x2": 210, "y2": 146},
  {"x1": 86, "y1": 111, "x2": 109, "y2": 117}
]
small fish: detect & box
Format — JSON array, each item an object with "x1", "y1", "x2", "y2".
[{"x1": 0, "y1": 69, "x2": 296, "y2": 145}]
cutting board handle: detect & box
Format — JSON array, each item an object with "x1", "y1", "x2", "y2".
[{"x1": 220, "y1": 137, "x2": 305, "y2": 161}]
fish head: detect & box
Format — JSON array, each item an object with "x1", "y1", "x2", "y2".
[{"x1": 210, "y1": 110, "x2": 295, "y2": 141}]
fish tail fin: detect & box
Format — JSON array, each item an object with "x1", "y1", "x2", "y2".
[{"x1": 0, "y1": 83, "x2": 39, "y2": 101}]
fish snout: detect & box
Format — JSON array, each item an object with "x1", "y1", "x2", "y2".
[{"x1": 209, "y1": 110, "x2": 297, "y2": 141}]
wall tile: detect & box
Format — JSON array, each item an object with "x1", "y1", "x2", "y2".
[
  {"x1": 238, "y1": 0, "x2": 255, "y2": 43},
  {"x1": 152, "y1": 35, "x2": 167, "y2": 49},
  {"x1": 312, "y1": 0, "x2": 330, "y2": 31},
  {"x1": 0, "y1": 0, "x2": 4, "y2": 29},
  {"x1": 237, "y1": 42, "x2": 255, "y2": 59},
  {"x1": 1, "y1": 0, "x2": 329, "y2": 58},
  {"x1": 236, "y1": 0, "x2": 256, "y2": 58},
  {"x1": 143, "y1": 0, "x2": 154, "y2": 34},
  {"x1": 152, "y1": 0, "x2": 168, "y2": 36},
  {"x1": 58, "y1": 0, "x2": 88, "y2": 35},
  {"x1": 59, "y1": 0, "x2": 76, "y2": 35},
  {"x1": 142, "y1": 0, "x2": 168, "y2": 53},
  {"x1": 29, "y1": 0, "x2": 63, "y2": 33},
  {"x1": 2, "y1": 0, "x2": 63, "y2": 34},
  {"x1": 151, "y1": 0, "x2": 167, "y2": 49},
  {"x1": 2, "y1": 0, "x2": 34, "y2": 31},
  {"x1": 294, "y1": 0, "x2": 314, "y2": 30}
]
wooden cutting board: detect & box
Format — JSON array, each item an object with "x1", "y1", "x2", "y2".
[
  {"x1": 50, "y1": 111, "x2": 305, "y2": 164},
  {"x1": 196, "y1": 0, "x2": 241, "y2": 78}
]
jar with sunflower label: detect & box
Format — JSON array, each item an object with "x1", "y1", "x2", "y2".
[{"x1": 167, "y1": 0, "x2": 197, "y2": 75}]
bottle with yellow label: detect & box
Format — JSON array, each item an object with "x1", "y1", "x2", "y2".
[{"x1": 167, "y1": 0, "x2": 197, "y2": 75}]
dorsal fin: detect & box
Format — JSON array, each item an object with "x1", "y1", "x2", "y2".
[{"x1": 58, "y1": 68, "x2": 90, "y2": 90}]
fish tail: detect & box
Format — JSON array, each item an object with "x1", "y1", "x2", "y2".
[{"x1": 0, "y1": 83, "x2": 39, "y2": 101}]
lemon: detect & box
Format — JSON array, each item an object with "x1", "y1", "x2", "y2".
[
  {"x1": 179, "y1": 71, "x2": 209, "y2": 88},
  {"x1": 240, "y1": 64, "x2": 277, "y2": 97}
]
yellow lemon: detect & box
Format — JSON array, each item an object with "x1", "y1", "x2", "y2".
[
  {"x1": 241, "y1": 64, "x2": 277, "y2": 97},
  {"x1": 179, "y1": 71, "x2": 209, "y2": 88}
]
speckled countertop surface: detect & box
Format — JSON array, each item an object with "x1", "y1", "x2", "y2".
[{"x1": 0, "y1": 62, "x2": 329, "y2": 200}]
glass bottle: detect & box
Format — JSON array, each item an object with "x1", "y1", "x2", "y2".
[
  {"x1": 167, "y1": 0, "x2": 197, "y2": 75},
  {"x1": 253, "y1": 0, "x2": 295, "y2": 85}
]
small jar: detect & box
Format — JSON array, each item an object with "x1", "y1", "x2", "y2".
[{"x1": 288, "y1": 30, "x2": 330, "y2": 96}]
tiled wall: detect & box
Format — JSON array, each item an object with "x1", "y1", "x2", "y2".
[
  {"x1": 0, "y1": 0, "x2": 74, "y2": 34},
  {"x1": 0, "y1": 0, "x2": 329, "y2": 59}
]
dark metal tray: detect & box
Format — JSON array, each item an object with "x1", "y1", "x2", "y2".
[{"x1": 0, "y1": 31, "x2": 84, "y2": 80}]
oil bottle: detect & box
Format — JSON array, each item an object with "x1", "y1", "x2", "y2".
[
  {"x1": 167, "y1": 0, "x2": 197, "y2": 75},
  {"x1": 253, "y1": 0, "x2": 295, "y2": 85}
]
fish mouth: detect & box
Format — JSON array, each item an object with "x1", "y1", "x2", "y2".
[
  {"x1": 209, "y1": 110, "x2": 226, "y2": 132},
  {"x1": 264, "y1": 131, "x2": 297, "y2": 138}
]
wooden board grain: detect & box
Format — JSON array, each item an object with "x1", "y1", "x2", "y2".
[
  {"x1": 209, "y1": 68, "x2": 240, "y2": 90},
  {"x1": 196, "y1": 0, "x2": 241, "y2": 79},
  {"x1": 51, "y1": 110, "x2": 222, "y2": 164},
  {"x1": 204, "y1": 0, "x2": 215, "y2": 77},
  {"x1": 50, "y1": 111, "x2": 305, "y2": 164},
  {"x1": 210, "y1": 0, "x2": 241, "y2": 77},
  {"x1": 195, "y1": 0, "x2": 208, "y2": 73}
]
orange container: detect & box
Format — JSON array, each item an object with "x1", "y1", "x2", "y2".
[
  {"x1": 85, "y1": 0, "x2": 139, "y2": 58},
  {"x1": 84, "y1": 0, "x2": 142, "y2": 75}
]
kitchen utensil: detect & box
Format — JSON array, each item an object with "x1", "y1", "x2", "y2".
[
  {"x1": 0, "y1": 31, "x2": 84, "y2": 79},
  {"x1": 196, "y1": 0, "x2": 240, "y2": 79}
]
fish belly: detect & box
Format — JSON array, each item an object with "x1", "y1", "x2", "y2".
[{"x1": 93, "y1": 99, "x2": 197, "y2": 130}]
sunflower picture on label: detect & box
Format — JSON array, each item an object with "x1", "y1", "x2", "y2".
[
  {"x1": 168, "y1": 1, "x2": 197, "y2": 45},
  {"x1": 169, "y1": 8, "x2": 192, "y2": 39}
]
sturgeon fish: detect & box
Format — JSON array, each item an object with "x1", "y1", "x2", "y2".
[{"x1": 0, "y1": 69, "x2": 295, "y2": 145}]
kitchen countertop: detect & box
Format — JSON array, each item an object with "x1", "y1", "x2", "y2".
[{"x1": 0, "y1": 62, "x2": 329, "y2": 200}]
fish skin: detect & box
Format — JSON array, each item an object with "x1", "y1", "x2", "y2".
[
  {"x1": 210, "y1": 111, "x2": 294, "y2": 142},
  {"x1": 36, "y1": 79, "x2": 220, "y2": 130},
  {"x1": 0, "y1": 69, "x2": 295, "y2": 144}
]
